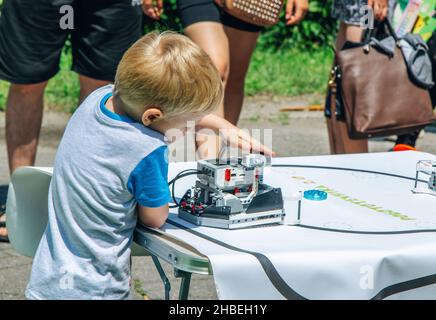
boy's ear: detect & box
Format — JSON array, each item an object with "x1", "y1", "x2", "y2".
[{"x1": 141, "y1": 107, "x2": 164, "y2": 126}]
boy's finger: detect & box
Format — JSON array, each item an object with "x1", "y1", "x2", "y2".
[
  {"x1": 246, "y1": 137, "x2": 276, "y2": 157},
  {"x1": 237, "y1": 129, "x2": 253, "y2": 141},
  {"x1": 250, "y1": 143, "x2": 276, "y2": 157},
  {"x1": 237, "y1": 139, "x2": 253, "y2": 154},
  {"x1": 236, "y1": 130, "x2": 275, "y2": 156}
]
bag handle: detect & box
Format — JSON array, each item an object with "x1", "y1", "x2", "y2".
[{"x1": 362, "y1": 19, "x2": 398, "y2": 43}]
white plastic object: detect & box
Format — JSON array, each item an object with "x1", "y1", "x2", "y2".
[
  {"x1": 5, "y1": 167, "x2": 147, "y2": 257},
  {"x1": 412, "y1": 160, "x2": 436, "y2": 196}
]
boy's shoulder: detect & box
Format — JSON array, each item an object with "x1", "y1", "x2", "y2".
[
  {"x1": 123, "y1": 119, "x2": 168, "y2": 159},
  {"x1": 86, "y1": 84, "x2": 167, "y2": 153},
  {"x1": 63, "y1": 84, "x2": 168, "y2": 170}
]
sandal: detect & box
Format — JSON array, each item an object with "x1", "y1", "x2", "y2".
[{"x1": 0, "y1": 204, "x2": 9, "y2": 243}]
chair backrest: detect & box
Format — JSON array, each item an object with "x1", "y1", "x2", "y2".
[
  {"x1": 6, "y1": 167, "x2": 53, "y2": 257},
  {"x1": 6, "y1": 167, "x2": 147, "y2": 257}
]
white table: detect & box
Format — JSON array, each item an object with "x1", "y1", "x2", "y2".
[{"x1": 136, "y1": 151, "x2": 436, "y2": 300}]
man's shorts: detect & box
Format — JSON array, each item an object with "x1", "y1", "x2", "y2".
[
  {"x1": 177, "y1": 0, "x2": 263, "y2": 33},
  {"x1": 0, "y1": 0, "x2": 143, "y2": 84}
]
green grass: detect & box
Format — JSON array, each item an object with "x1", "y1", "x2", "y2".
[
  {"x1": 245, "y1": 47, "x2": 333, "y2": 97},
  {"x1": 0, "y1": 47, "x2": 333, "y2": 113}
]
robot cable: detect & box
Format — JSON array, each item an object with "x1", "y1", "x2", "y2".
[{"x1": 168, "y1": 169, "x2": 201, "y2": 208}]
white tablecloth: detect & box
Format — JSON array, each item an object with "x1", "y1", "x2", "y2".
[{"x1": 163, "y1": 151, "x2": 436, "y2": 299}]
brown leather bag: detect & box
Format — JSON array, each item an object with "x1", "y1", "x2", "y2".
[
  {"x1": 223, "y1": 0, "x2": 283, "y2": 27},
  {"x1": 334, "y1": 22, "x2": 434, "y2": 139},
  {"x1": 325, "y1": 65, "x2": 369, "y2": 153}
]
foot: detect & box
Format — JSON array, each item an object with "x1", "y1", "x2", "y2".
[
  {"x1": 0, "y1": 204, "x2": 8, "y2": 240},
  {"x1": 0, "y1": 185, "x2": 10, "y2": 242}
]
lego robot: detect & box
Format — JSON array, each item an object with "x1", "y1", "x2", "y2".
[{"x1": 177, "y1": 154, "x2": 285, "y2": 229}]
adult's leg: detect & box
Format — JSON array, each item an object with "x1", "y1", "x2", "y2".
[
  {"x1": 6, "y1": 82, "x2": 48, "y2": 173},
  {"x1": 73, "y1": 0, "x2": 143, "y2": 103},
  {"x1": 78, "y1": 75, "x2": 110, "y2": 104},
  {"x1": 185, "y1": 22, "x2": 230, "y2": 159},
  {"x1": 327, "y1": 22, "x2": 369, "y2": 154},
  {"x1": 223, "y1": 27, "x2": 259, "y2": 125},
  {"x1": 2, "y1": 81, "x2": 48, "y2": 239},
  {"x1": 1, "y1": 0, "x2": 69, "y2": 173}
]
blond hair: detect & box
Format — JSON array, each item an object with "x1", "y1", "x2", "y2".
[{"x1": 114, "y1": 31, "x2": 223, "y2": 121}]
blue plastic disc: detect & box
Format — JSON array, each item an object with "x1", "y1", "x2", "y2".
[{"x1": 303, "y1": 190, "x2": 328, "y2": 201}]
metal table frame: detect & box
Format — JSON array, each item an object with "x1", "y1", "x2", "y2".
[{"x1": 133, "y1": 223, "x2": 212, "y2": 300}]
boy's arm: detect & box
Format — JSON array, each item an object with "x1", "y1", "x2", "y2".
[
  {"x1": 128, "y1": 146, "x2": 171, "y2": 229},
  {"x1": 196, "y1": 114, "x2": 276, "y2": 156},
  {"x1": 138, "y1": 204, "x2": 169, "y2": 229}
]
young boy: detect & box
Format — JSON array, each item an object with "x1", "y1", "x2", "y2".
[{"x1": 25, "y1": 32, "x2": 272, "y2": 299}]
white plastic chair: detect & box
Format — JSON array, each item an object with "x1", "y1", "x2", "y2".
[{"x1": 6, "y1": 166, "x2": 147, "y2": 257}]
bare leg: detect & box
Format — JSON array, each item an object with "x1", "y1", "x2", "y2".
[
  {"x1": 223, "y1": 27, "x2": 259, "y2": 125},
  {"x1": 185, "y1": 22, "x2": 229, "y2": 159},
  {"x1": 6, "y1": 82, "x2": 48, "y2": 174},
  {"x1": 79, "y1": 74, "x2": 110, "y2": 104},
  {"x1": 337, "y1": 22, "x2": 365, "y2": 47},
  {"x1": 327, "y1": 22, "x2": 369, "y2": 154},
  {"x1": 3, "y1": 82, "x2": 48, "y2": 238}
]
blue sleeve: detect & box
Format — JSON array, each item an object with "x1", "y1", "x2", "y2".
[{"x1": 127, "y1": 145, "x2": 171, "y2": 208}]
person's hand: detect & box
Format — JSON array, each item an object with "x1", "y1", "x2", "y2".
[
  {"x1": 142, "y1": 0, "x2": 164, "y2": 20},
  {"x1": 285, "y1": 0, "x2": 309, "y2": 26},
  {"x1": 214, "y1": 0, "x2": 225, "y2": 7},
  {"x1": 196, "y1": 114, "x2": 276, "y2": 157},
  {"x1": 368, "y1": 0, "x2": 388, "y2": 21},
  {"x1": 221, "y1": 127, "x2": 276, "y2": 157}
]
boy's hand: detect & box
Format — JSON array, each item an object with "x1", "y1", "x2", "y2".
[
  {"x1": 142, "y1": 0, "x2": 164, "y2": 20},
  {"x1": 220, "y1": 127, "x2": 276, "y2": 157},
  {"x1": 285, "y1": 0, "x2": 309, "y2": 26},
  {"x1": 196, "y1": 114, "x2": 276, "y2": 157}
]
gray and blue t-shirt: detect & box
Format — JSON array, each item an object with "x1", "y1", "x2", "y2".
[{"x1": 26, "y1": 85, "x2": 171, "y2": 299}]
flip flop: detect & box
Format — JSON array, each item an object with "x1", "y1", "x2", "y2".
[{"x1": 0, "y1": 207, "x2": 9, "y2": 243}]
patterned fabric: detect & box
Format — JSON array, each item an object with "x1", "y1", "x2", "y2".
[
  {"x1": 332, "y1": 0, "x2": 366, "y2": 25},
  {"x1": 332, "y1": 0, "x2": 396, "y2": 26}
]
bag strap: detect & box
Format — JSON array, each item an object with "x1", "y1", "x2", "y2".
[
  {"x1": 385, "y1": 19, "x2": 399, "y2": 42},
  {"x1": 362, "y1": 19, "x2": 399, "y2": 43}
]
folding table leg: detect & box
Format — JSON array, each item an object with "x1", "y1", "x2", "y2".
[
  {"x1": 151, "y1": 255, "x2": 171, "y2": 300},
  {"x1": 174, "y1": 269, "x2": 192, "y2": 300}
]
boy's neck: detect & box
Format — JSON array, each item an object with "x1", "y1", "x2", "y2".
[
  {"x1": 148, "y1": 121, "x2": 169, "y2": 136},
  {"x1": 106, "y1": 94, "x2": 129, "y2": 118},
  {"x1": 108, "y1": 93, "x2": 168, "y2": 137}
]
